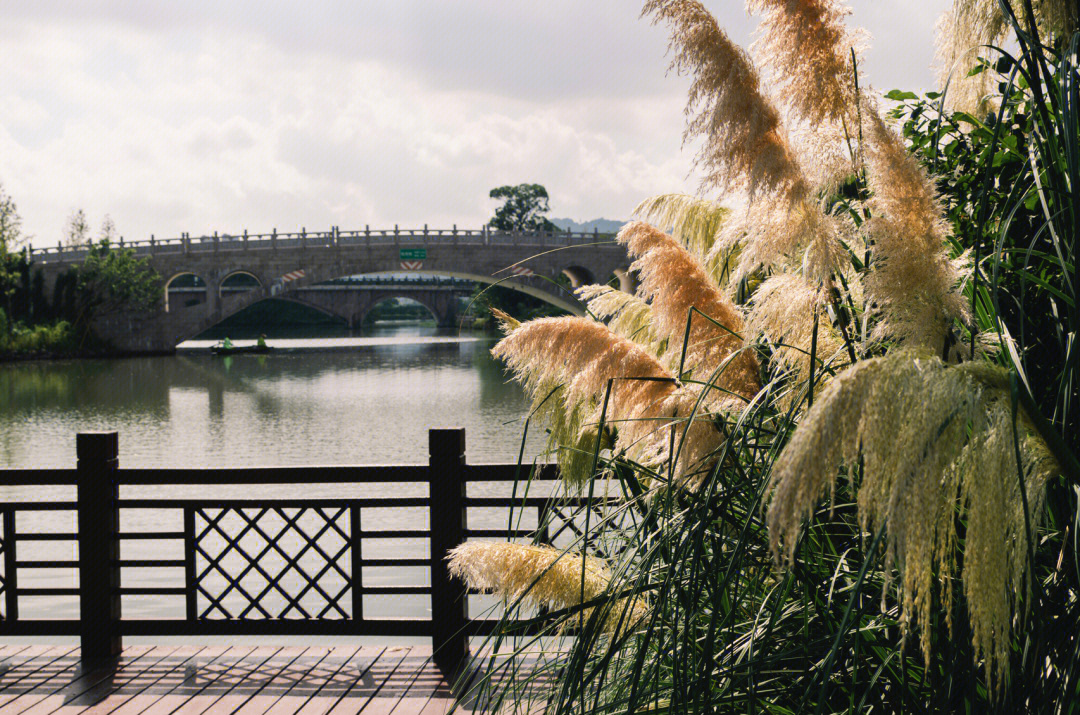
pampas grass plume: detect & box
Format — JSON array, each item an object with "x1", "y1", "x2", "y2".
[
  {"x1": 748, "y1": 0, "x2": 860, "y2": 127},
  {"x1": 747, "y1": 272, "x2": 844, "y2": 384},
  {"x1": 575, "y1": 285, "x2": 660, "y2": 355},
  {"x1": 448, "y1": 541, "x2": 610, "y2": 609},
  {"x1": 766, "y1": 350, "x2": 1056, "y2": 686},
  {"x1": 633, "y1": 193, "x2": 729, "y2": 279},
  {"x1": 862, "y1": 112, "x2": 970, "y2": 349},
  {"x1": 937, "y1": 0, "x2": 1077, "y2": 113},
  {"x1": 448, "y1": 541, "x2": 647, "y2": 632},
  {"x1": 643, "y1": 0, "x2": 806, "y2": 203},
  {"x1": 619, "y1": 221, "x2": 760, "y2": 400}
]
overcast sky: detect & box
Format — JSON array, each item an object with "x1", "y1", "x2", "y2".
[{"x1": 0, "y1": 1, "x2": 946, "y2": 247}]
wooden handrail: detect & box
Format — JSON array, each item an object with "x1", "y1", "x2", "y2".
[{"x1": 0, "y1": 428, "x2": 576, "y2": 675}]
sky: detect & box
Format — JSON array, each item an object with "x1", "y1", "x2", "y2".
[{"x1": 0, "y1": 1, "x2": 946, "y2": 248}]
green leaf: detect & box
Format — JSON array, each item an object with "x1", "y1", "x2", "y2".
[{"x1": 885, "y1": 89, "x2": 918, "y2": 101}]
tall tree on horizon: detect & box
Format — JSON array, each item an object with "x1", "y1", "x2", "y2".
[{"x1": 488, "y1": 183, "x2": 558, "y2": 232}]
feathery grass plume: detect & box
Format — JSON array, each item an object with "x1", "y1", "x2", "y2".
[
  {"x1": 746, "y1": 272, "x2": 844, "y2": 386},
  {"x1": 492, "y1": 314, "x2": 725, "y2": 485},
  {"x1": 447, "y1": 541, "x2": 647, "y2": 633},
  {"x1": 643, "y1": 0, "x2": 807, "y2": 204},
  {"x1": 766, "y1": 350, "x2": 1057, "y2": 686},
  {"x1": 862, "y1": 111, "x2": 970, "y2": 349},
  {"x1": 492, "y1": 316, "x2": 677, "y2": 475},
  {"x1": 713, "y1": 195, "x2": 846, "y2": 286},
  {"x1": 747, "y1": 0, "x2": 861, "y2": 128},
  {"x1": 618, "y1": 221, "x2": 760, "y2": 400},
  {"x1": 491, "y1": 314, "x2": 599, "y2": 483},
  {"x1": 935, "y1": 2, "x2": 1007, "y2": 114},
  {"x1": 1032, "y1": 0, "x2": 1079, "y2": 36},
  {"x1": 937, "y1": 1, "x2": 1071, "y2": 115},
  {"x1": 490, "y1": 307, "x2": 520, "y2": 334},
  {"x1": 936, "y1": 1, "x2": 1077, "y2": 114},
  {"x1": 636, "y1": 384, "x2": 730, "y2": 490},
  {"x1": 448, "y1": 541, "x2": 609, "y2": 609},
  {"x1": 575, "y1": 285, "x2": 660, "y2": 356},
  {"x1": 633, "y1": 194, "x2": 732, "y2": 282}
]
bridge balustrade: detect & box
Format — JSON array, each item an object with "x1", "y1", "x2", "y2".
[
  {"x1": 0, "y1": 429, "x2": 612, "y2": 675},
  {"x1": 28, "y1": 227, "x2": 617, "y2": 263}
]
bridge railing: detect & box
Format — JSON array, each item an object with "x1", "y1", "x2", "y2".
[
  {"x1": 0, "y1": 428, "x2": 607, "y2": 675},
  {"x1": 29, "y1": 226, "x2": 620, "y2": 263}
]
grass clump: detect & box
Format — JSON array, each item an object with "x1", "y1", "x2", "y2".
[{"x1": 453, "y1": 1, "x2": 1079, "y2": 711}]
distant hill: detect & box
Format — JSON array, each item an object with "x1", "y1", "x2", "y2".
[{"x1": 549, "y1": 217, "x2": 626, "y2": 234}]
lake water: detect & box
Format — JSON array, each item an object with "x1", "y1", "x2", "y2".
[
  {"x1": 0, "y1": 324, "x2": 553, "y2": 630},
  {"x1": 0, "y1": 324, "x2": 541, "y2": 468}
]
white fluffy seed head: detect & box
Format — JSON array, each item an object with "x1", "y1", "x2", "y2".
[
  {"x1": 861, "y1": 111, "x2": 970, "y2": 350},
  {"x1": 447, "y1": 541, "x2": 648, "y2": 633},
  {"x1": 766, "y1": 351, "x2": 1057, "y2": 687},
  {"x1": 643, "y1": 0, "x2": 808, "y2": 204}
]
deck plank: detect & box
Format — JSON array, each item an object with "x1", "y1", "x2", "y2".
[
  {"x1": 0, "y1": 646, "x2": 79, "y2": 700},
  {"x1": 77, "y1": 646, "x2": 208, "y2": 714},
  {"x1": 0, "y1": 645, "x2": 493, "y2": 715},
  {"x1": 215, "y1": 646, "x2": 327, "y2": 714},
  {"x1": 251, "y1": 645, "x2": 361, "y2": 715},
  {"x1": 169, "y1": 645, "x2": 285, "y2": 715},
  {"x1": 34, "y1": 646, "x2": 182, "y2": 714},
  {"x1": 293, "y1": 647, "x2": 385, "y2": 715},
  {"x1": 0, "y1": 645, "x2": 35, "y2": 668},
  {"x1": 364, "y1": 647, "x2": 453, "y2": 715},
  {"x1": 0, "y1": 646, "x2": 82, "y2": 713},
  {"x1": 125, "y1": 645, "x2": 257, "y2": 715},
  {"x1": 106, "y1": 646, "x2": 229, "y2": 715},
  {"x1": 325, "y1": 646, "x2": 414, "y2": 715},
  {"x1": 14, "y1": 646, "x2": 157, "y2": 715}
]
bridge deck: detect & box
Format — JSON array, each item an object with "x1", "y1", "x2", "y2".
[{"x1": 0, "y1": 644, "x2": 488, "y2": 714}]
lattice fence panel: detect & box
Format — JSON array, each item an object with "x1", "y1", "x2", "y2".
[{"x1": 191, "y1": 505, "x2": 352, "y2": 620}]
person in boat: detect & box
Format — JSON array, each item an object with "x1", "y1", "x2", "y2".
[
  {"x1": 256, "y1": 334, "x2": 267, "y2": 349},
  {"x1": 221, "y1": 336, "x2": 233, "y2": 350}
]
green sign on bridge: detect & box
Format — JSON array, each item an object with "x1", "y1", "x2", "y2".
[{"x1": 399, "y1": 248, "x2": 427, "y2": 260}]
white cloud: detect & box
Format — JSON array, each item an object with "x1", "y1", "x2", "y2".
[{"x1": 0, "y1": 1, "x2": 946, "y2": 246}]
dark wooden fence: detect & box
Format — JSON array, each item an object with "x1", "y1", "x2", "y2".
[{"x1": 0, "y1": 428, "x2": 580, "y2": 675}]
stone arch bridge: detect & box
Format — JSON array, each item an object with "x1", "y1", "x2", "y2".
[{"x1": 32, "y1": 226, "x2": 632, "y2": 352}]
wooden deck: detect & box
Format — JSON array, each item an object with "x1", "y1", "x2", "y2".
[{"x1": 0, "y1": 645, "x2": 472, "y2": 714}]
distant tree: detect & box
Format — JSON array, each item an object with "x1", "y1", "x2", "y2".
[
  {"x1": 73, "y1": 239, "x2": 162, "y2": 321},
  {"x1": 0, "y1": 185, "x2": 27, "y2": 327},
  {"x1": 64, "y1": 209, "x2": 90, "y2": 247},
  {"x1": 98, "y1": 214, "x2": 116, "y2": 243},
  {"x1": 488, "y1": 183, "x2": 559, "y2": 232},
  {"x1": 0, "y1": 185, "x2": 25, "y2": 251}
]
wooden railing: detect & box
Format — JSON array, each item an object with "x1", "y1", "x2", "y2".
[{"x1": 0, "y1": 429, "x2": 587, "y2": 675}]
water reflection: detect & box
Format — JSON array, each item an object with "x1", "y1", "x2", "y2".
[{"x1": 0, "y1": 324, "x2": 539, "y2": 468}]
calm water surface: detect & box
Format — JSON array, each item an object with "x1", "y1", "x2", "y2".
[
  {"x1": 0, "y1": 324, "x2": 549, "y2": 626},
  {"x1": 0, "y1": 324, "x2": 541, "y2": 467}
]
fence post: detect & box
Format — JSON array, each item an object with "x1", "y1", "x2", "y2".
[
  {"x1": 76, "y1": 431, "x2": 122, "y2": 661},
  {"x1": 429, "y1": 428, "x2": 468, "y2": 676},
  {"x1": 3, "y1": 508, "x2": 17, "y2": 622}
]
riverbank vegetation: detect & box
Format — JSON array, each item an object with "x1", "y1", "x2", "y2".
[
  {"x1": 459, "y1": 0, "x2": 1079, "y2": 712},
  {"x1": 0, "y1": 192, "x2": 162, "y2": 358}
]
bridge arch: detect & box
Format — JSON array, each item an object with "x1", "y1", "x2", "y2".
[
  {"x1": 355, "y1": 294, "x2": 442, "y2": 327},
  {"x1": 164, "y1": 272, "x2": 207, "y2": 313},
  {"x1": 561, "y1": 265, "x2": 595, "y2": 289},
  {"x1": 219, "y1": 271, "x2": 263, "y2": 297},
  {"x1": 611, "y1": 268, "x2": 635, "y2": 294}
]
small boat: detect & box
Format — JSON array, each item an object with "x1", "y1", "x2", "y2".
[{"x1": 210, "y1": 344, "x2": 273, "y2": 355}]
